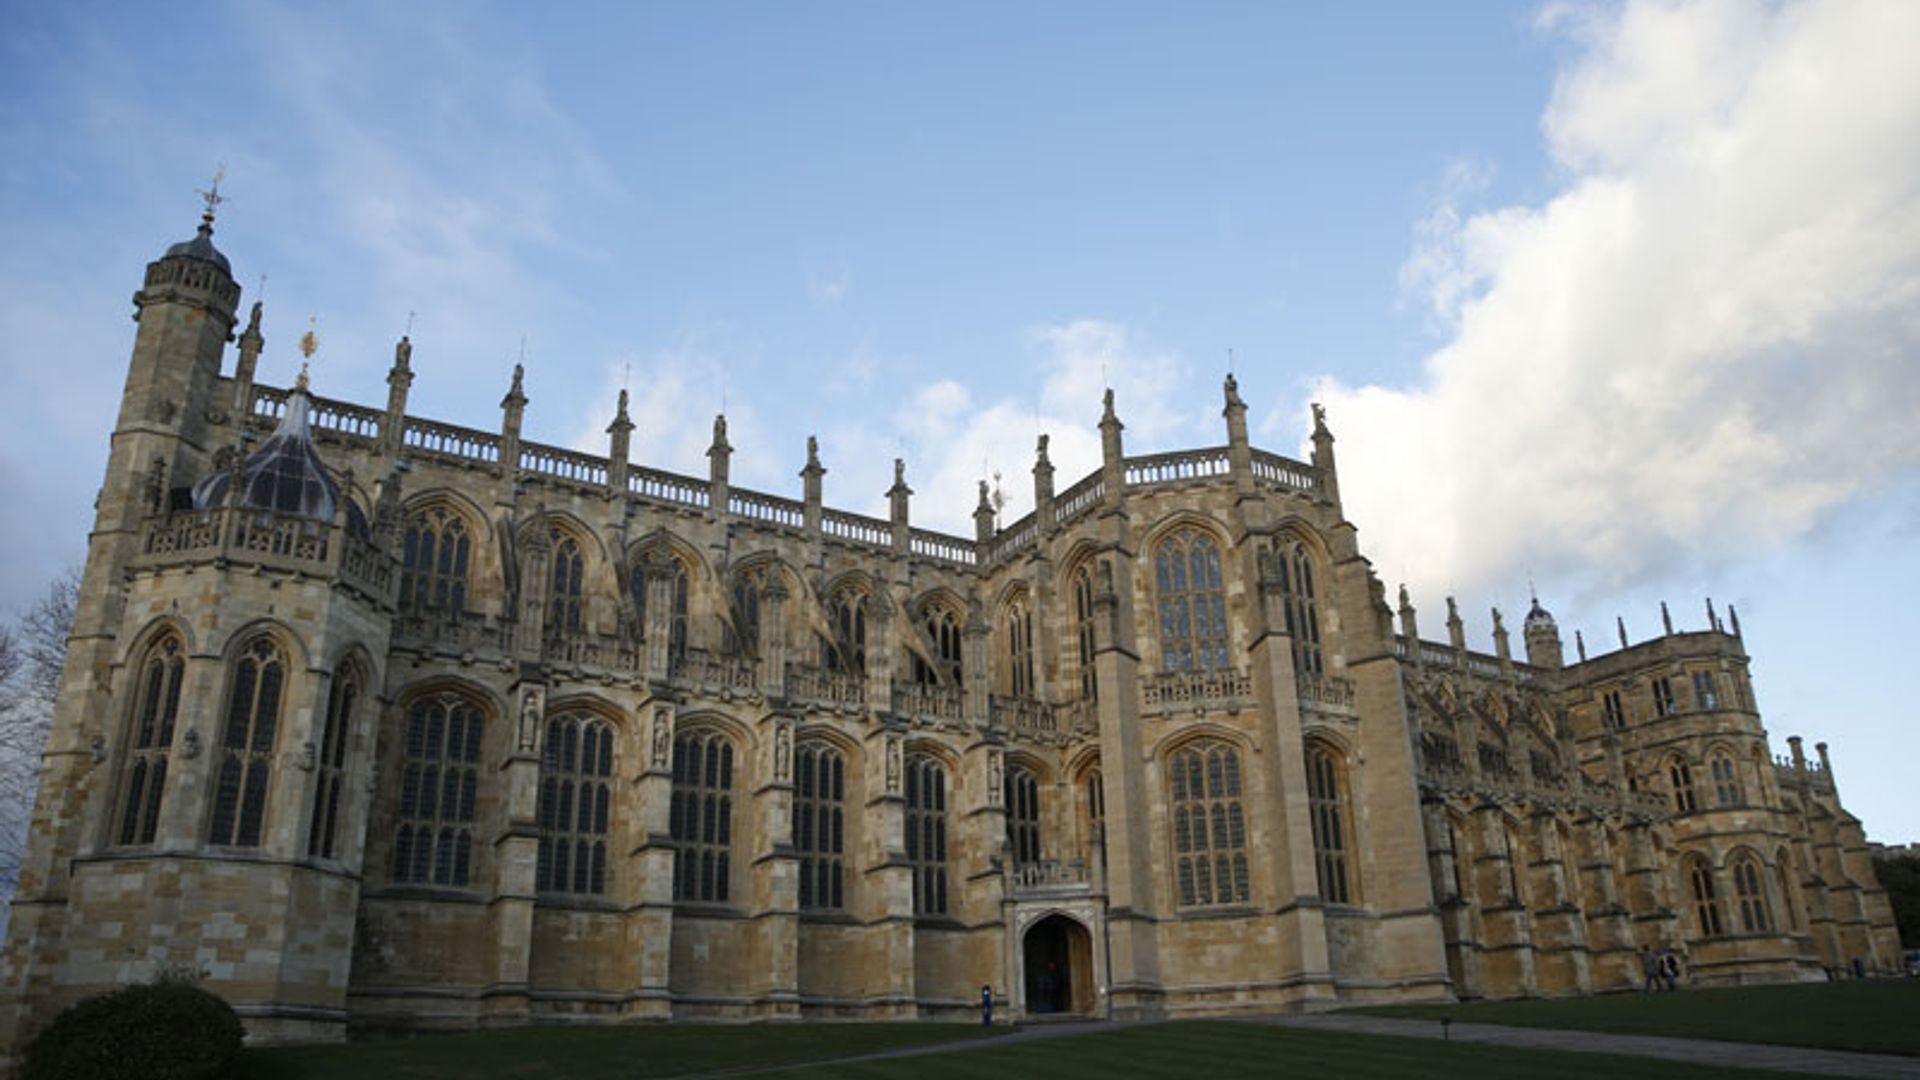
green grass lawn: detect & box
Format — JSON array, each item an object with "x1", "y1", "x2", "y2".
[
  {"x1": 1356, "y1": 978, "x2": 1920, "y2": 1057},
  {"x1": 758, "y1": 1021, "x2": 1784, "y2": 1080},
  {"x1": 240, "y1": 1021, "x2": 995, "y2": 1080}
]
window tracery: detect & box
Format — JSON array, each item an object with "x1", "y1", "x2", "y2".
[
  {"x1": 538, "y1": 715, "x2": 613, "y2": 896},
  {"x1": 905, "y1": 754, "x2": 949, "y2": 915},
  {"x1": 400, "y1": 505, "x2": 471, "y2": 616},
  {"x1": 670, "y1": 729, "x2": 734, "y2": 903},
  {"x1": 1276, "y1": 540, "x2": 1323, "y2": 678},
  {"x1": 1155, "y1": 528, "x2": 1228, "y2": 673},
  {"x1": 1688, "y1": 854, "x2": 1725, "y2": 936},
  {"x1": 116, "y1": 633, "x2": 185, "y2": 846},
  {"x1": 795, "y1": 742, "x2": 845, "y2": 911},
  {"x1": 392, "y1": 692, "x2": 484, "y2": 887},
  {"x1": 209, "y1": 635, "x2": 286, "y2": 848},
  {"x1": 1072, "y1": 564, "x2": 1098, "y2": 702},
  {"x1": 306, "y1": 663, "x2": 358, "y2": 859},
  {"x1": 1731, "y1": 853, "x2": 1770, "y2": 933},
  {"x1": 631, "y1": 553, "x2": 689, "y2": 664},
  {"x1": 1005, "y1": 764, "x2": 1041, "y2": 866},
  {"x1": 1305, "y1": 742, "x2": 1352, "y2": 904},
  {"x1": 548, "y1": 530, "x2": 585, "y2": 637},
  {"x1": 1169, "y1": 740, "x2": 1249, "y2": 907}
]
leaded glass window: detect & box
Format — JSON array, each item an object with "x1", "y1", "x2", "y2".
[
  {"x1": 670, "y1": 730, "x2": 734, "y2": 902},
  {"x1": 209, "y1": 636, "x2": 285, "y2": 848},
  {"x1": 1689, "y1": 855, "x2": 1725, "y2": 936},
  {"x1": 1073, "y1": 564, "x2": 1098, "y2": 702},
  {"x1": 1709, "y1": 751, "x2": 1742, "y2": 806},
  {"x1": 1305, "y1": 742, "x2": 1351, "y2": 904},
  {"x1": 116, "y1": 633, "x2": 184, "y2": 846},
  {"x1": 538, "y1": 716, "x2": 614, "y2": 896},
  {"x1": 1731, "y1": 854, "x2": 1770, "y2": 933},
  {"x1": 1169, "y1": 741, "x2": 1249, "y2": 906},
  {"x1": 631, "y1": 555, "x2": 689, "y2": 664},
  {"x1": 795, "y1": 743, "x2": 846, "y2": 911},
  {"x1": 1277, "y1": 541, "x2": 1323, "y2": 678},
  {"x1": 911, "y1": 605, "x2": 962, "y2": 686},
  {"x1": 827, "y1": 588, "x2": 866, "y2": 675},
  {"x1": 306, "y1": 664, "x2": 358, "y2": 859},
  {"x1": 549, "y1": 532, "x2": 585, "y2": 636},
  {"x1": 392, "y1": 693, "x2": 484, "y2": 887},
  {"x1": 1155, "y1": 529, "x2": 1228, "y2": 673},
  {"x1": 1006, "y1": 599, "x2": 1034, "y2": 697},
  {"x1": 1006, "y1": 765, "x2": 1042, "y2": 866},
  {"x1": 400, "y1": 506, "x2": 471, "y2": 616},
  {"x1": 1669, "y1": 757, "x2": 1698, "y2": 813},
  {"x1": 905, "y1": 755, "x2": 949, "y2": 915}
]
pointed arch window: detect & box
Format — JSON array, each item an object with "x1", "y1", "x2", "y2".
[
  {"x1": 1155, "y1": 528, "x2": 1228, "y2": 673},
  {"x1": 1006, "y1": 598, "x2": 1034, "y2": 697},
  {"x1": 400, "y1": 506, "x2": 471, "y2": 617},
  {"x1": 795, "y1": 743, "x2": 846, "y2": 911},
  {"x1": 1006, "y1": 764, "x2": 1042, "y2": 866},
  {"x1": 1669, "y1": 757, "x2": 1699, "y2": 813},
  {"x1": 392, "y1": 693, "x2": 483, "y2": 887},
  {"x1": 1277, "y1": 541, "x2": 1324, "y2": 678},
  {"x1": 1500, "y1": 821, "x2": 1526, "y2": 903},
  {"x1": 1688, "y1": 854, "x2": 1725, "y2": 936},
  {"x1": 306, "y1": 664, "x2": 359, "y2": 859},
  {"x1": 116, "y1": 633, "x2": 185, "y2": 846},
  {"x1": 827, "y1": 588, "x2": 867, "y2": 675},
  {"x1": 905, "y1": 755, "x2": 949, "y2": 915},
  {"x1": 670, "y1": 730, "x2": 734, "y2": 903},
  {"x1": 209, "y1": 636, "x2": 286, "y2": 847},
  {"x1": 1305, "y1": 742, "x2": 1353, "y2": 904},
  {"x1": 1731, "y1": 854, "x2": 1770, "y2": 933},
  {"x1": 548, "y1": 531, "x2": 585, "y2": 637},
  {"x1": 1709, "y1": 751, "x2": 1742, "y2": 806},
  {"x1": 1072, "y1": 564, "x2": 1098, "y2": 702},
  {"x1": 911, "y1": 604, "x2": 963, "y2": 686},
  {"x1": 726, "y1": 571, "x2": 763, "y2": 658},
  {"x1": 538, "y1": 715, "x2": 613, "y2": 896},
  {"x1": 631, "y1": 554, "x2": 689, "y2": 664},
  {"x1": 1169, "y1": 740, "x2": 1249, "y2": 907}
]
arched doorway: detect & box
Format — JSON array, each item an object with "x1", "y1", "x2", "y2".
[{"x1": 1022, "y1": 913, "x2": 1094, "y2": 1016}]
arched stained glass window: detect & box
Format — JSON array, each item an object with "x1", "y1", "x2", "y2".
[
  {"x1": 726, "y1": 570, "x2": 762, "y2": 658},
  {"x1": 827, "y1": 588, "x2": 867, "y2": 675},
  {"x1": 1688, "y1": 855, "x2": 1725, "y2": 937},
  {"x1": 400, "y1": 506, "x2": 471, "y2": 617},
  {"x1": 1072, "y1": 564, "x2": 1098, "y2": 702},
  {"x1": 392, "y1": 693, "x2": 483, "y2": 887},
  {"x1": 1709, "y1": 751, "x2": 1742, "y2": 807},
  {"x1": 1169, "y1": 740, "x2": 1249, "y2": 906},
  {"x1": 116, "y1": 633, "x2": 185, "y2": 846},
  {"x1": 548, "y1": 532, "x2": 585, "y2": 636},
  {"x1": 670, "y1": 730, "x2": 734, "y2": 902},
  {"x1": 306, "y1": 664, "x2": 358, "y2": 859},
  {"x1": 1305, "y1": 742, "x2": 1352, "y2": 904},
  {"x1": 795, "y1": 743, "x2": 846, "y2": 911},
  {"x1": 905, "y1": 755, "x2": 949, "y2": 915},
  {"x1": 631, "y1": 554, "x2": 689, "y2": 664},
  {"x1": 1006, "y1": 764, "x2": 1042, "y2": 866},
  {"x1": 1155, "y1": 528, "x2": 1228, "y2": 673},
  {"x1": 1731, "y1": 854, "x2": 1770, "y2": 933},
  {"x1": 1278, "y1": 541, "x2": 1323, "y2": 678},
  {"x1": 209, "y1": 636, "x2": 286, "y2": 848},
  {"x1": 1006, "y1": 599, "x2": 1034, "y2": 697},
  {"x1": 538, "y1": 715, "x2": 614, "y2": 896}
]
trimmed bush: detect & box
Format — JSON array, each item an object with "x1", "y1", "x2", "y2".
[{"x1": 21, "y1": 976, "x2": 244, "y2": 1080}]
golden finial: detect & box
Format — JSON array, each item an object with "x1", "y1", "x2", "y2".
[
  {"x1": 197, "y1": 164, "x2": 227, "y2": 227},
  {"x1": 296, "y1": 316, "x2": 318, "y2": 391}
]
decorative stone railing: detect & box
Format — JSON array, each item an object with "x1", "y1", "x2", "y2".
[
  {"x1": 1054, "y1": 474, "x2": 1105, "y2": 526},
  {"x1": 403, "y1": 416, "x2": 502, "y2": 464},
  {"x1": 542, "y1": 632, "x2": 642, "y2": 674},
  {"x1": 673, "y1": 650, "x2": 759, "y2": 698},
  {"x1": 991, "y1": 695, "x2": 1058, "y2": 737},
  {"x1": 821, "y1": 508, "x2": 891, "y2": 548},
  {"x1": 987, "y1": 512, "x2": 1040, "y2": 564},
  {"x1": 134, "y1": 506, "x2": 396, "y2": 605},
  {"x1": 910, "y1": 528, "x2": 976, "y2": 567},
  {"x1": 1392, "y1": 636, "x2": 1537, "y2": 684},
  {"x1": 1298, "y1": 672, "x2": 1356, "y2": 713},
  {"x1": 729, "y1": 487, "x2": 806, "y2": 530},
  {"x1": 1124, "y1": 446, "x2": 1231, "y2": 486},
  {"x1": 1142, "y1": 668, "x2": 1254, "y2": 713},
  {"x1": 1055, "y1": 697, "x2": 1100, "y2": 736},
  {"x1": 1772, "y1": 761, "x2": 1835, "y2": 794},
  {"x1": 786, "y1": 664, "x2": 866, "y2": 710},
  {"x1": 521, "y1": 441, "x2": 608, "y2": 486},
  {"x1": 1011, "y1": 858, "x2": 1090, "y2": 894},
  {"x1": 1418, "y1": 757, "x2": 1668, "y2": 818},
  {"x1": 1248, "y1": 449, "x2": 1317, "y2": 494},
  {"x1": 628, "y1": 466, "x2": 710, "y2": 509},
  {"x1": 893, "y1": 681, "x2": 963, "y2": 723},
  {"x1": 392, "y1": 610, "x2": 506, "y2": 652}
]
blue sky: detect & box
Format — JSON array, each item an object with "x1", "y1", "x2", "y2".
[{"x1": 2, "y1": 1, "x2": 1917, "y2": 841}]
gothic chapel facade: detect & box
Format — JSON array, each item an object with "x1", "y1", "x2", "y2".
[{"x1": 0, "y1": 212, "x2": 1900, "y2": 1047}]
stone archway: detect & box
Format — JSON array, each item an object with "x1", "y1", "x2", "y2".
[{"x1": 1021, "y1": 913, "x2": 1094, "y2": 1016}]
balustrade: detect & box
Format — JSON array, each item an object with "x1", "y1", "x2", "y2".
[
  {"x1": 628, "y1": 466, "x2": 711, "y2": 509},
  {"x1": 403, "y1": 417, "x2": 502, "y2": 464},
  {"x1": 1010, "y1": 858, "x2": 1089, "y2": 894},
  {"x1": 991, "y1": 694, "x2": 1058, "y2": 736},
  {"x1": 1141, "y1": 668, "x2": 1253, "y2": 712},
  {"x1": 1297, "y1": 672, "x2": 1357, "y2": 711},
  {"x1": 1248, "y1": 449, "x2": 1318, "y2": 493},
  {"x1": 729, "y1": 487, "x2": 806, "y2": 529},
  {"x1": 893, "y1": 681, "x2": 963, "y2": 723},
  {"x1": 673, "y1": 649, "x2": 759, "y2": 697},
  {"x1": 1054, "y1": 474, "x2": 1105, "y2": 525},
  {"x1": 785, "y1": 664, "x2": 866, "y2": 709},
  {"x1": 520, "y1": 441, "x2": 608, "y2": 486},
  {"x1": 821, "y1": 509, "x2": 891, "y2": 548},
  {"x1": 910, "y1": 528, "x2": 976, "y2": 566},
  {"x1": 1123, "y1": 447, "x2": 1231, "y2": 486}
]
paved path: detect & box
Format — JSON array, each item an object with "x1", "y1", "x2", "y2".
[
  {"x1": 673, "y1": 1019, "x2": 1138, "y2": 1077},
  {"x1": 1256, "y1": 1013, "x2": 1920, "y2": 1079}
]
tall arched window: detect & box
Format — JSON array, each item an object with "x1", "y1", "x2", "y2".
[
  {"x1": 631, "y1": 555, "x2": 689, "y2": 664},
  {"x1": 726, "y1": 571, "x2": 762, "y2": 658},
  {"x1": 1155, "y1": 528, "x2": 1228, "y2": 673},
  {"x1": 670, "y1": 730, "x2": 734, "y2": 903},
  {"x1": 1006, "y1": 599, "x2": 1034, "y2": 697},
  {"x1": 1709, "y1": 751, "x2": 1742, "y2": 806},
  {"x1": 1169, "y1": 740, "x2": 1249, "y2": 906},
  {"x1": 1500, "y1": 821, "x2": 1526, "y2": 903},
  {"x1": 548, "y1": 532, "x2": 585, "y2": 636},
  {"x1": 795, "y1": 742, "x2": 845, "y2": 911},
  {"x1": 1776, "y1": 846, "x2": 1802, "y2": 930},
  {"x1": 1072, "y1": 564, "x2": 1098, "y2": 702},
  {"x1": 1668, "y1": 757, "x2": 1698, "y2": 813},
  {"x1": 1687, "y1": 855, "x2": 1725, "y2": 937},
  {"x1": 1277, "y1": 541, "x2": 1323, "y2": 678},
  {"x1": 116, "y1": 633, "x2": 185, "y2": 846},
  {"x1": 912, "y1": 604, "x2": 962, "y2": 686},
  {"x1": 400, "y1": 506, "x2": 471, "y2": 616},
  {"x1": 209, "y1": 636, "x2": 286, "y2": 848},
  {"x1": 392, "y1": 693, "x2": 484, "y2": 887},
  {"x1": 1731, "y1": 854, "x2": 1770, "y2": 933},
  {"x1": 905, "y1": 755, "x2": 949, "y2": 915},
  {"x1": 827, "y1": 588, "x2": 867, "y2": 675},
  {"x1": 538, "y1": 715, "x2": 614, "y2": 896},
  {"x1": 1006, "y1": 764, "x2": 1042, "y2": 866},
  {"x1": 1305, "y1": 742, "x2": 1352, "y2": 904},
  {"x1": 306, "y1": 664, "x2": 359, "y2": 859}
]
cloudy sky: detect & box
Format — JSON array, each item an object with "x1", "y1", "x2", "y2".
[{"x1": 2, "y1": 1, "x2": 1916, "y2": 841}]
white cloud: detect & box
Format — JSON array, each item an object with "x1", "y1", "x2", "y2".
[{"x1": 1315, "y1": 0, "x2": 1920, "y2": 602}]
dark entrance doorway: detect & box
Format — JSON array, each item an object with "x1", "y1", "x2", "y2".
[{"x1": 1022, "y1": 914, "x2": 1093, "y2": 1016}]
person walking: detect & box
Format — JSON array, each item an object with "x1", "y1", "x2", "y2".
[
  {"x1": 1659, "y1": 947, "x2": 1681, "y2": 991},
  {"x1": 1641, "y1": 947, "x2": 1662, "y2": 994}
]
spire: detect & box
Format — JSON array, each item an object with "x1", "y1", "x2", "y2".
[
  {"x1": 381, "y1": 331, "x2": 415, "y2": 456},
  {"x1": 1099, "y1": 388, "x2": 1125, "y2": 507},
  {"x1": 499, "y1": 362, "x2": 528, "y2": 473},
  {"x1": 888, "y1": 458, "x2": 912, "y2": 555},
  {"x1": 233, "y1": 300, "x2": 264, "y2": 415},
  {"x1": 502, "y1": 362, "x2": 527, "y2": 408},
  {"x1": 1660, "y1": 600, "x2": 1674, "y2": 636},
  {"x1": 1616, "y1": 616, "x2": 1628, "y2": 649},
  {"x1": 801, "y1": 435, "x2": 825, "y2": 534},
  {"x1": 1033, "y1": 432, "x2": 1056, "y2": 532},
  {"x1": 1729, "y1": 604, "x2": 1742, "y2": 639},
  {"x1": 1397, "y1": 584, "x2": 1419, "y2": 643},
  {"x1": 606, "y1": 387, "x2": 634, "y2": 494},
  {"x1": 1491, "y1": 606, "x2": 1512, "y2": 671},
  {"x1": 1310, "y1": 402, "x2": 1341, "y2": 510},
  {"x1": 1705, "y1": 596, "x2": 1720, "y2": 632},
  {"x1": 1575, "y1": 629, "x2": 1587, "y2": 662},
  {"x1": 1445, "y1": 595, "x2": 1465, "y2": 652},
  {"x1": 974, "y1": 479, "x2": 996, "y2": 545}
]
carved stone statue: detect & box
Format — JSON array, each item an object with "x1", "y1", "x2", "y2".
[
  {"x1": 774, "y1": 722, "x2": 792, "y2": 782},
  {"x1": 651, "y1": 707, "x2": 672, "y2": 768},
  {"x1": 886, "y1": 737, "x2": 902, "y2": 793},
  {"x1": 987, "y1": 750, "x2": 1004, "y2": 805},
  {"x1": 518, "y1": 689, "x2": 541, "y2": 753}
]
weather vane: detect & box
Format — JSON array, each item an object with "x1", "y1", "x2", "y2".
[
  {"x1": 297, "y1": 316, "x2": 318, "y2": 389},
  {"x1": 197, "y1": 164, "x2": 227, "y2": 225}
]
